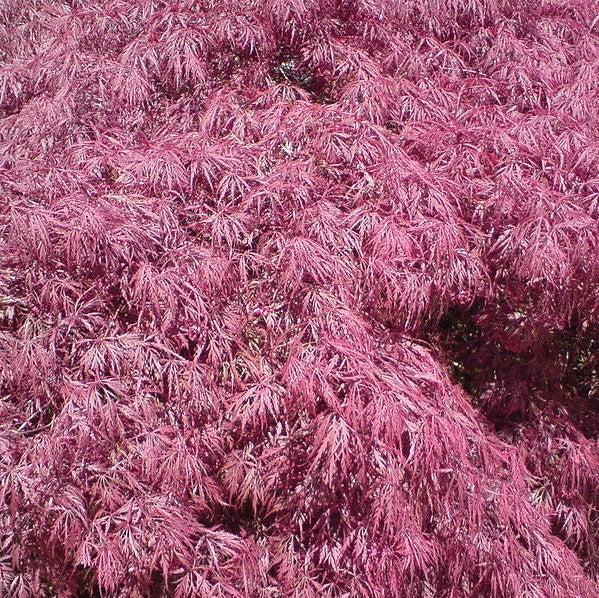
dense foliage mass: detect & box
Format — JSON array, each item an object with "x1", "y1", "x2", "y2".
[{"x1": 1, "y1": 0, "x2": 598, "y2": 596}]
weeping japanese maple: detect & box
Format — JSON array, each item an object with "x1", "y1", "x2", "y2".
[{"x1": 0, "y1": 0, "x2": 598, "y2": 596}]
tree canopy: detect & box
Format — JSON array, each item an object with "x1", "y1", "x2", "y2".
[{"x1": 0, "y1": 0, "x2": 597, "y2": 596}]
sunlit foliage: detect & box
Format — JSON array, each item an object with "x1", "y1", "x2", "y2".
[{"x1": 0, "y1": 0, "x2": 598, "y2": 596}]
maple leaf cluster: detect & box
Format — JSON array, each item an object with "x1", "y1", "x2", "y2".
[{"x1": 0, "y1": 0, "x2": 597, "y2": 596}]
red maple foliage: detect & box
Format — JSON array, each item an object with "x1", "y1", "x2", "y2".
[{"x1": 1, "y1": 0, "x2": 598, "y2": 596}]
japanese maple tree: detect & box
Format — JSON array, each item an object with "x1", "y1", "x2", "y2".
[{"x1": 0, "y1": 0, "x2": 598, "y2": 596}]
